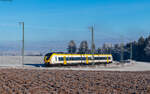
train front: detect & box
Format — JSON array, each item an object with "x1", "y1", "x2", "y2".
[{"x1": 44, "y1": 53, "x2": 53, "y2": 66}]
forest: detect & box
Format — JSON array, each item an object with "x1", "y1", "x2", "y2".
[{"x1": 67, "y1": 35, "x2": 150, "y2": 62}]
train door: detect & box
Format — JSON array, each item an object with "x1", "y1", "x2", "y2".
[
  {"x1": 86, "y1": 56, "x2": 88, "y2": 64},
  {"x1": 107, "y1": 56, "x2": 109, "y2": 64},
  {"x1": 63, "y1": 56, "x2": 67, "y2": 65},
  {"x1": 82, "y1": 55, "x2": 87, "y2": 64}
]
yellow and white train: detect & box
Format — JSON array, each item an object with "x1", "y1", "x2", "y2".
[{"x1": 44, "y1": 53, "x2": 113, "y2": 66}]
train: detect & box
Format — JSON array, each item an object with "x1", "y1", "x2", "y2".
[{"x1": 44, "y1": 52, "x2": 113, "y2": 66}]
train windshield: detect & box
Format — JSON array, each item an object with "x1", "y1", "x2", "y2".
[{"x1": 44, "y1": 53, "x2": 53, "y2": 60}]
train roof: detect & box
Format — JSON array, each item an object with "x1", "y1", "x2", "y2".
[{"x1": 51, "y1": 53, "x2": 112, "y2": 56}]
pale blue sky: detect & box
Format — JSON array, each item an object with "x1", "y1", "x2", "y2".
[{"x1": 0, "y1": 0, "x2": 150, "y2": 44}]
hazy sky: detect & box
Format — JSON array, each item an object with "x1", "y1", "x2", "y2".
[{"x1": 0, "y1": 0, "x2": 150, "y2": 44}]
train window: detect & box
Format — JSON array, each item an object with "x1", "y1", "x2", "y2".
[
  {"x1": 60, "y1": 56, "x2": 111, "y2": 61},
  {"x1": 55, "y1": 57, "x2": 57, "y2": 61},
  {"x1": 79, "y1": 57, "x2": 82, "y2": 60},
  {"x1": 94, "y1": 57, "x2": 99, "y2": 60},
  {"x1": 93, "y1": 57, "x2": 108, "y2": 60},
  {"x1": 66, "y1": 57, "x2": 68, "y2": 61},
  {"x1": 82, "y1": 57, "x2": 86, "y2": 60},
  {"x1": 102, "y1": 57, "x2": 107, "y2": 60},
  {"x1": 73, "y1": 57, "x2": 78, "y2": 60},
  {"x1": 66, "y1": 57, "x2": 70, "y2": 61},
  {"x1": 72, "y1": 57, "x2": 75, "y2": 60},
  {"x1": 88, "y1": 57, "x2": 92, "y2": 60},
  {"x1": 71, "y1": 57, "x2": 74, "y2": 60},
  {"x1": 59, "y1": 57, "x2": 64, "y2": 61},
  {"x1": 69, "y1": 57, "x2": 72, "y2": 60},
  {"x1": 72, "y1": 57, "x2": 81, "y2": 60},
  {"x1": 44, "y1": 53, "x2": 53, "y2": 60},
  {"x1": 46, "y1": 56, "x2": 50, "y2": 60}
]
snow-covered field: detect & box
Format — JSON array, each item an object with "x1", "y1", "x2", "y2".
[
  {"x1": 0, "y1": 56, "x2": 150, "y2": 71},
  {"x1": 0, "y1": 56, "x2": 43, "y2": 66}
]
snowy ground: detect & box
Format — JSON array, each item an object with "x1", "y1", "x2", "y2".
[
  {"x1": 0, "y1": 56, "x2": 43, "y2": 66},
  {"x1": 0, "y1": 56, "x2": 150, "y2": 71}
]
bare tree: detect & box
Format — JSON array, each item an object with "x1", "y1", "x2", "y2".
[
  {"x1": 78, "y1": 41, "x2": 89, "y2": 54},
  {"x1": 102, "y1": 43, "x2": 112, "y2": 54},
  {"x1": 145, "y1": 41, "x2": 150, "y2": 56},
  {"x1": 67, "y1": 40, "x2": 77, "y2": 53}
]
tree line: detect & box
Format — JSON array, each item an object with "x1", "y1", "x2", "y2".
[{"x1": 67, "y1": 35, "x2": 150, "y2": 62}]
